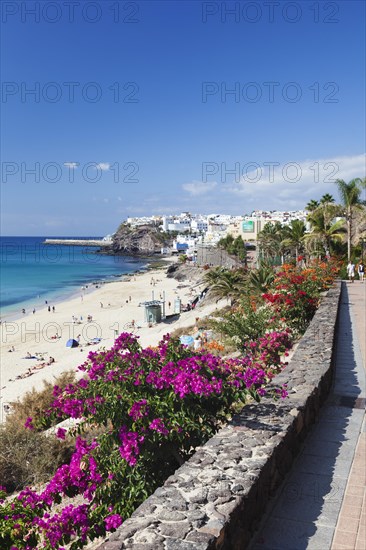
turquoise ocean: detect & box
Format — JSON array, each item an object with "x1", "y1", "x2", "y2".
[{"x1": 0, "y1": 237, "x2": 147, "y2": 320}]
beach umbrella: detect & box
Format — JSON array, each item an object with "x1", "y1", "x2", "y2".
[
  {"x1": 66, "y1": 339, "x2": 79, "y2": 348},
  {"x1": 180, "y1": 335, "x2": 194, "y2": 347}
]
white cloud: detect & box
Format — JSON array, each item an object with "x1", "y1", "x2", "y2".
[
  {"x1": 91, "y1": 154, "x2": 364, "y2": 219},
  {"x1": 182, "y1": 180, "x2": 218, "y2": 196},
  {"x1": 224, "y1": 153, "x2": 365, "y2": 209},
  {"x1": 64, "y1": 162, "x2": 78, "y2": 169},
  {"x1": 95, "y1": 163, "x2": 110, "y2": 171}
]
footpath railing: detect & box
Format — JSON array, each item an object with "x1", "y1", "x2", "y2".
[{"x1": 96, "y1": 283, "x2": 342, "y2": 550}]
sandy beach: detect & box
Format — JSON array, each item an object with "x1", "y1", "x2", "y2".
[{"x1": 0, "y1": 260, "x2": 224, "y2": 418}]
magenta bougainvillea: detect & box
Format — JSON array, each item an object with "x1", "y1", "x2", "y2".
[{"x1": 1, "y1": 331, "x2": 290, "y2": 549}]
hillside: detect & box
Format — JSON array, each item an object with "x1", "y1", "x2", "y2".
[{"x1": 108, "y1": 224, "x2": 171, "y2": 256}]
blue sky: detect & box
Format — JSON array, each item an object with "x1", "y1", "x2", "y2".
[{"x1": 1, "y1": 0, "x2": 365, "y2": 235}]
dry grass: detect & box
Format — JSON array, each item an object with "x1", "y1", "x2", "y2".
[
  {"x1": 7, "y1": 370, "x2": 77, "y2": 431},
  {"x1": 0, "y1": 371, "x2": 77, "y2": 493},
  {"x1": 0, "y1": 423, "x2": 74, "y2": 493}
]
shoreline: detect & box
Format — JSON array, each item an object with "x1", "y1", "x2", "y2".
[
  {"x1": 0, "y1": 257, "x2": 152, "y2": 324},
  {"x1": 0, "y1": 236, "x2": 157, "y2": 323},
  {"x1": 0, "y1": 259, "x2": 225, "y2": 418}
]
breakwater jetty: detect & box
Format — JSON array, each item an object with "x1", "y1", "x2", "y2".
[{"x1": 43, "y1": 239, "x2": 110, "y2": 247}]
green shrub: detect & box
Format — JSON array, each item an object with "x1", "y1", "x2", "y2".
[{"x1": 209, "y1": 299, "x2": 276, "y2": 351}]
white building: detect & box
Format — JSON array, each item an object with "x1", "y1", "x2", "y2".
[
  {"x1": 191, "y1": 219, "x2": 208, "y2": 233},
  {"x1": 167, "y1": 220, "x2": 191, "y2": 232},
  {"x1": 127, "y1": 216, "x2": 162, "y2": 227}
]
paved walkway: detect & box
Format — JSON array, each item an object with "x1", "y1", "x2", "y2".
[{"x1": 248, "y1": 281, "x2": 365, "y2": 550}]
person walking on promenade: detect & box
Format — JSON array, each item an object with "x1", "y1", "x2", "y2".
[
  {"x1": 358, "y1": 261, "x2": 364, "y2": 282},
  {"x1": 347, "y1": 261, "x2": 355, "y2": 282}
]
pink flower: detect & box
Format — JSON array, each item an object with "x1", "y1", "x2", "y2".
[
  {"x1": 149, "y1": 418, "x2": 169, "y2": 436},
  {"x1": 24, "y1": 417, "x2": 34, "y2": 430},
  {"x1": 104, "y1": 514, "x2": 123, "y2": 530},
  {"x1": 56, "y1": 428, "x2": 67, "y2": 440},
  {"x1": 118, "y1": 426, "x2": 144, "y2": 466},
  {"x1": 128, "y1": 399, "x2": 149, "y2": 421}
]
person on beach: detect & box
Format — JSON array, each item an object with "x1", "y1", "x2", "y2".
[
  {"x1": 52, "y1": 306, "x2": 55, "y2": 312},
  {"x1": 34, "y1": 356, "x2": 55, "y2": 370},
  {"x1": 193, "y1": 336, "x2": 202, "y2": 351},
  {"x1": 358, "y1": 261, "x2": 364, "y2": 282},
  {"x1": 347, "y1": 261, "x2": 355, "y2": 282}
]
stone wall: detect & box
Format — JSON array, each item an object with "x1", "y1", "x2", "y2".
[
  {"x1": 96, "y1": 283, "x2": 342, "y2": 550},
  {"x1": 196, "y1": 246, "x2": 242, "y2": 269}
]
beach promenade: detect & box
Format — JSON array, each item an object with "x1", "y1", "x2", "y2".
[{"x1": 249, "y1": 280, "x2": 365, "y2": 550}]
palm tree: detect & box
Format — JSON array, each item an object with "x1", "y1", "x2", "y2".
[
  {"x1": 320, "y1": 193, "x2": 335, "y2": 205},
  {"x1": 203, "y1": 268, "x2": 247, "y2": 306},
  {"x1": 335, "y1": 178, "x2": 365, "y2": 260},
  {"x1": 306, "y1": 199, "x2": 319, "y2": 212},
  {"x1": 203, "y1": 266, "x2": 224, "y2": 287},
  {"x1": 281, "y1": 219, "x2": 306, "y2": 262},
  {"x1": 257, "y1": 222, "x2": 285, "y2": 264},
  {"x1": 248, "y1": 264, "x2": 275, "y2": 295},
  {"x1": 305, "y1": 207, "x2": 346, "y2": 257}
]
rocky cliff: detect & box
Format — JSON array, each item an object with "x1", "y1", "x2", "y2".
[{"x1": 108, "y1": 224, "x2": 170, "y2": 256}]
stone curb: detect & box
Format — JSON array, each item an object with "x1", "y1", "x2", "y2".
[{"x1": 96, "y1": 283, "x2": 342, "y2": 550}]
